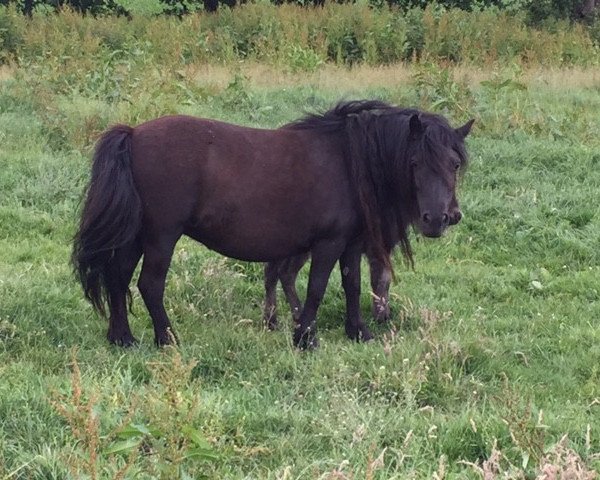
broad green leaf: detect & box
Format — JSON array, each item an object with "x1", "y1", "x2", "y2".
[
  {"x1": 117, "y1": 423, "x2": 161, "y2": 439},
  {"x1": 182, "y1": 426, "x2": 212, "y2": 449},
  {"x1": 183, "y1": 447, "x2": 220, "y2": 462},
  {"x1": 104, "y1": 438, "x2": 142, "y2": 456}
]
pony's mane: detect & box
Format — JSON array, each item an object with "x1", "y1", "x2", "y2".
[
  {"x1": 285, "y1": 100, "x2": 470, "y2": 271},
  {"x1": 284, "y1": 100, "x2": 468, "y2": 172},
  {"x1": 284, "y1": 100, "x2": 396, "y2": 132}
]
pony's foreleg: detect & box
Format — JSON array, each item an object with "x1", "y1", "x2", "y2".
[
  {"x1": 293, "y1": 241, "x2": 344, "y2": 350},
  {"x1": 263, "y1": 262, "x2": 280, "y2": 330},
  {"x1": 279, "y1": 253, "x2": 308, "y2": 322},
  {"x1": 340, "y1": 242, "x2": 373, "y2": 342},
  {"x1": 137, "y1": 233, "x2": 180, "y2": 346},
  {"x1": 106, "y1": 240, "x2": 142, "y2": 346},
  {"x1": 368, "y1": 254, "x2": 392, "y2": 323}
]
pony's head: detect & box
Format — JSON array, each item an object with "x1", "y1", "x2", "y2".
[{"x1": 405, "y1": 114, "x2": 474, "y2": 238}]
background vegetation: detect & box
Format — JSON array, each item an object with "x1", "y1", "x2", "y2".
[
  {"x1": 1, "y1": 0, "x2": 600, "y2": 24},
  {"x1": 1, "y1": 2, "x2": 600, "y2": 68},
  {"x1": 0, "y1": 4, "x2": 599, "y2": 479}
]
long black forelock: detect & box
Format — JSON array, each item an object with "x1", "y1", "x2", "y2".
[
  {"x1": 419, "y1": 115, "x2": 470, "y2": 175},
  {"x1": 341, "y1": 104, "x2": 422, "y2": 269}
]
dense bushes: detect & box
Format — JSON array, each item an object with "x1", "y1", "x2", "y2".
[
  {"x1": 0, "y1": 0, "x2": 598, "y2": 23},
  {"x1": 0, "y1": 2, "x2": 598, "y2": 70}
]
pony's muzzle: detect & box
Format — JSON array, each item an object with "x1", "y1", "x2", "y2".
[{"x1": 420, "y1": 212, "x2": 450, "y2": 237}]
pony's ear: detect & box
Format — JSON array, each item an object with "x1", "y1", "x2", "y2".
[
  {"x1": 456, "y1": 119, "x2": 475, "y2": 139},
  {"x1": 409, "y1": 114, "x2": 423, "y2": 138}
]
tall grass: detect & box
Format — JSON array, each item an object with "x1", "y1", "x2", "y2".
[{"x1": 1, "y1": 3, "x2": 599, "y2": 71}]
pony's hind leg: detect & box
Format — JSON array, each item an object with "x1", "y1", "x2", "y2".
[
  {"x1": 106, "y1": 240, "x2": 142, "y2": 346},
  {"x1": 265, "y1": 254, "x2": 308, "y2": 330},
  {"x1": 294, "y1": 241, "x2": 344, "y2": 350},
  {"x1": 340, "y1": 242, "x2": 373, "y2": 342},
  {"x1": 263, "y1": 261, "x2": 280, "y2": 330},
  {"x1": 279, "y1": 253, "x2": 308, "y2": 322},
  {"x1": 138, "y1": 233, "x2": 181, "y2": 346}
]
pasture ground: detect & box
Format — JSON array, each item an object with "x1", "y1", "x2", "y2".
[{"x1": 0, "y1": 61, "x2": 599, "y2": 478}]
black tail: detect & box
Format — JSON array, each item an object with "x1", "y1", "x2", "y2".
[{"x1": 72, "y1": 125, "x2": 142, "y2": 316}]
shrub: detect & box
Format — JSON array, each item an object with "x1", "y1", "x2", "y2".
[
  {"x1": 0, "y1": 2, "x2": 597, "y2": 70},
  {"x1": 0, "y1": 5, "x2": 23, "y2": 62}
]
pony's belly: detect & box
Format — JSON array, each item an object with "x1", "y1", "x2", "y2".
[
  {"x1": 182, "y1": 196, "x2": 319, "y2": 262},
  {"x1": 183, "y1": 225, "x2": 310, "y2": 263},
  {"x1": 185, "y1": 231, "x2": 310, "y2": 262}
]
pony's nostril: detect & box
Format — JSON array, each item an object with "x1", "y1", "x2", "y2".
[
  {"x1": 449, "y1": 210, "x2": 462, "y2": 225},
  {"x1": 442, "y1": 213, "x2": 449, "y2": 225},
  {"x1": 422, "y1": 213, "x2": 431, "y2": 224}
]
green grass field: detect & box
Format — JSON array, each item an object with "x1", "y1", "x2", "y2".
[{"x1": 1, "y1": 23, "x2": 599, "y2": 478}]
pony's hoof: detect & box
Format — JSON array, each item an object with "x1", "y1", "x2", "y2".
[
  {"x1": 155, "y1": 329, "x2": 178, "y2": 347},
  {"x1": 346, "y1": 324, "x2": 374, "y2": 343},
  {"x1": 108, "y1": 331, "x2": 138, "y2": 347},
  {"x1": 293, "y1": 328, "x2": 319, "y2": 350},
  {"x1": 372, "y1": 303, "x2": 391, "y2": 324},
  {"x1": 265, "y1": 316, "x2": 279, "y2": 331},
  {"x1": 360, "y1": 329, "x2": 374, "y2": 342}
]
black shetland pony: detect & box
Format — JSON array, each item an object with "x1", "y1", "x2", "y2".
[{"x1": 72, "y1": 100, "x2": 473, "y2": 349}]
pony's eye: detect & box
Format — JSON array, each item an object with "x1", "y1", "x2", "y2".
[{"x1": 454, "y1": 162, "x2": 460, "y2": 171}]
